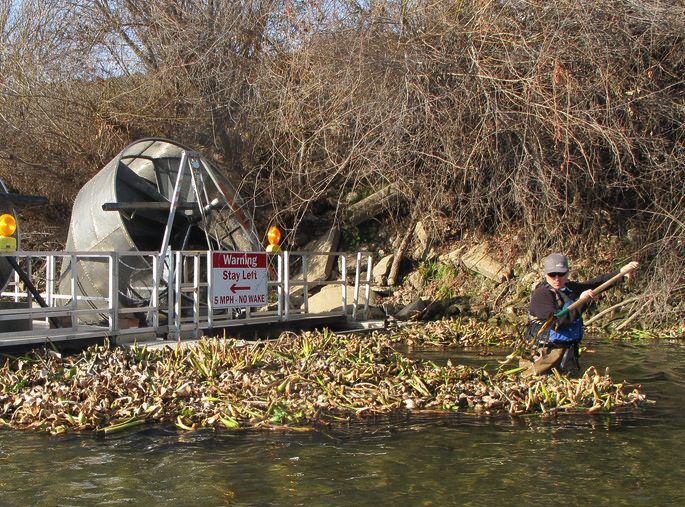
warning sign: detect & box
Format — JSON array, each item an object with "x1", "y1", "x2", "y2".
[{"x1": 211, "y1": 252, "x2": 268, "y2": 308}]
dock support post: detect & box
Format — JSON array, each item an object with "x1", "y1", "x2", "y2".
[
  {"x1": 70, "y1": 254, "x2": 77, "y2": 331},
  {"x1": 364, "y1": 254, "x2": 373, "y2": 319},
  {"x1": 173, "y1": 251, "x2": 182, "y2": 340},
  {"x1": 302, "y1": 255, "x2": 309, "y2": 314},
  {"x1": 108, "y1": 252, "x2": 119, "y2": 340},
  {"x1": 193, "y1": 253, "x2": 200, "y2": 338},
  {"x1": 151, "y1": 253, "x2": 160, "y2": 331},
  {"x1": 352, "y1": 252, "x2": 361, "y2": 320},
  {"x1": 341, "y1": 255, "x2": 347, "y2": 315},
  {"x1": 207, "y1": 250, "x2": 214, "y2": 330}
]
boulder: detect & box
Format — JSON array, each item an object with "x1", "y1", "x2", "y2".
[
  {"x1": 290, "y1": 226, "x2": 341, "y2": 295},
  {"x1": 337, "y1": 253, "x2": 359, "y2": 276},
  {"x1": 303, "y1": 226, "x2": 341, "y2": 278},
  {"x1": 439, "y1": 245, "x2": 467, "y2": 267},
  {"x1": 372, "y1": 254, "x2": 393, "y2": 285},
  {"x1": 365, "y1": 305, "x2": 388, "y2": 320},
  {"x1": 461, "y1": 243, "x2": 511, "y2": 282},
  {"x1": 412, "y1": 221, "x2": 430, "y2": 260},
  {"x1": 304, "y1": 283, "x2": 376, "y2": 314},
  {"x1": 395, "y1": 298, "x2": 428, "y2": 320},
  {"x1": 422, "y1": 297, "x2": 463, "y2": 320},
  {"x1": 407, "y1": 271, "x2": 424, "y2": 291}
]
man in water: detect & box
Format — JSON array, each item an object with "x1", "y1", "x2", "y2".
[{"x1": 524, "y1": 253, "x2": 639, "y2": 375}]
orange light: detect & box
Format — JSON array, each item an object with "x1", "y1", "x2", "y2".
[
  {"x1": 0, "y1": 214, "x2": 16, "y2": 237},
  {"x1": 267, "y1": 226, "x2": 281, "y2": 246}
]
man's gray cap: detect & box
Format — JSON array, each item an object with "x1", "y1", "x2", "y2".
[{"x1": 542, "y1": 253, "x2": 569, "y2": 274}]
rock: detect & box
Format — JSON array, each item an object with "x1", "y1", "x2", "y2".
[
  {"x1": 412, "y1": 221, "x2": 430, "y2": 259},
  {"x1": 304, "y1": 283, "x2": 376, "y2": 314},
  {"x1": 407, "y1": 271, "x2": 424, "y2": 291},
  {"x1": 422, "y1": 297, "x2": 462, "y2": 321},
  {"x1": 304, "y1": 226, "x2": 341, "y2": 277},
  {"x1": 446, "y1": 303, "x2": 465, "y2": 316},
  {"x1": 290, "y1": 226, "x2": 341, "y2": 295},
  {"x1": 424, "y1": 246, "x2": 438, "y2": 262},
  {"x1": 365, "y1": 305, "x2": 387, "y2": 320},
  {"x1": 381, "y1": 302, "x2": 398, "y2": 315},
  {"x1": 372, "y1": 254, "x2": 394, "y2": 285},
  {"x1": 421, "y1": 300, "x2": 446, "y2": 321},
  {"x1": 461, "y1": 243, "x2": 512, "y2": 282},
  {"x1": 439, "y1": 245, "x2": 467, "y2": 267},
  {"x1": 395, "y1": 298, "x2": 428, "y2": 320},
  {"x1": 337, "y1": 252, "x2": 368, "y2": 277},
  {"x1": 371, "y1": 286, "x2": 394, "y2": 297}
]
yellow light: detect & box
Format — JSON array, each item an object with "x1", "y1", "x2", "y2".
[
  {"x1": 267, "y1": 226, "x2": 281, "y2": 246},
  {"x1": 0, "y1": 214, "x2": 16, "y2": 237}
]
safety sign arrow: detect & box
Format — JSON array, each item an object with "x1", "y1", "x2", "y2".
[{"x1": 230, "y1": 284, "x2": 250, "y2": 293}]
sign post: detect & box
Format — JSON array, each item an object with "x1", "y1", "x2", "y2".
[{"x1": 211, "y1": 252, "x2": 268, "y2": 308}]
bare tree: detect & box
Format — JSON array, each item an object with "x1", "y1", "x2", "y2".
[{"x1": 0, "y1": 0, "x2": 682, "y2": 323}]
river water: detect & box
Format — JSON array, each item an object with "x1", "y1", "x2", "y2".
[{"x1": 1, "y1": 338, "x2": 684, "y2": 506}]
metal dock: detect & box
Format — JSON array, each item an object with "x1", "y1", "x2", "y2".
[{"x1": 0, "y1": 249, "x2": 375, "y2": 352}]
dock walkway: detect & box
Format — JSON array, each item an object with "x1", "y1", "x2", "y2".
[{"x1": 0, "y1": 249, "x2": 375, "y2": 352}]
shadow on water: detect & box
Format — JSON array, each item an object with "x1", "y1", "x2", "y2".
[{"x1": 1, "y1": 338, "x2": 684, "y2": 506}]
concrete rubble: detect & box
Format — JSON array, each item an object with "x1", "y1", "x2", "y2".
[{"x1": 461, "y1": 243, "x2": 512, "y2": 283}]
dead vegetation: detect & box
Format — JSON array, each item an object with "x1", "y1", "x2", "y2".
[
  {"x1": 0, "y1": 329, "x2": 649, "y2": 434},
  {"x1": 0, "y1": 0, "x2": 683, "y2": 324}
]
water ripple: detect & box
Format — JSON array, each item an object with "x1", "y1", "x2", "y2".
[{"x1": 1, "y1": 339, "x2": 684, "y2": 505}]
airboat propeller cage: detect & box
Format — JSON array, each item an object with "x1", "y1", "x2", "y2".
[{"x1": 60, "y1": 138, "x2": 260, "y2": 311}]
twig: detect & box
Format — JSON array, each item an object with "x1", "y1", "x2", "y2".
[
  {"x1": 491, "y1": 283, "x2": 511, "y2": 311},
  {"x1": 585, "y1": 296, "x2": 640, "y2": 325},
  {"x1": 387, "y1": 217, "x2": 417, "y2": 286},
  {"x1": 615, "y1": 302, "x2": 649, "y2": 331},
  {"x1": 614, "y1": 312, "x2": 640, "y2": 331}
]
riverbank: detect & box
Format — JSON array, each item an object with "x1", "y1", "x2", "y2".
[{"x1": 0, "y1": 320, "x2": 649, "y2": 435}]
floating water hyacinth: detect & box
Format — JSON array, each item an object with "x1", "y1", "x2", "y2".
[
  {"x1": 0, "y1": 326, "x2": 648, "y2": 435},
  {"x1": 389, "y1": 318, "x2": 519, "y2": 349}
]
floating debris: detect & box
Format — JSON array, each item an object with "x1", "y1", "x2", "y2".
[
  {"x1": 0, "y1": 328, "x2": 648, "y2": 434},
  {"x1": 390, "y1": 317, "x2": 519, "y2": 349}
]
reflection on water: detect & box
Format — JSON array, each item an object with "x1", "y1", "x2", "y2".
[{"x1": 1, "y1": 339, "x2": 684, "y2": 506}]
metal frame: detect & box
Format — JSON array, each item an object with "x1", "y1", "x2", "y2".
[{"x1": 0, "y1": 249, "x2": 373, "y2": 347}]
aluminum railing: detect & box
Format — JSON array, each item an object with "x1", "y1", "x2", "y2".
[{"x1": 0, "y1": 250, "x2": 373, "y2": 346}]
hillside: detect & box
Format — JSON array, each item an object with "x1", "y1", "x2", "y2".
[{"x1": 0, "y1": 0, "x2": 683, "y2": 326}]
